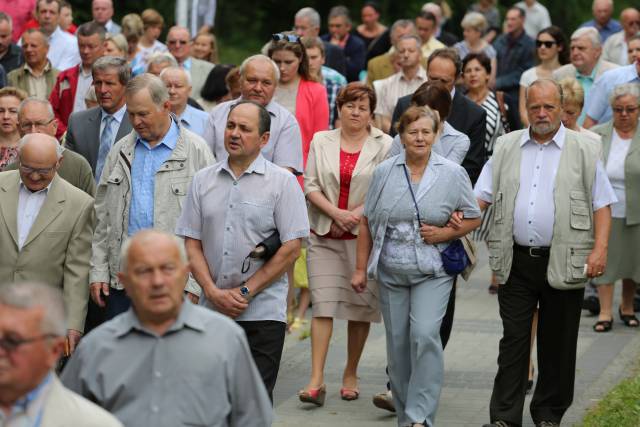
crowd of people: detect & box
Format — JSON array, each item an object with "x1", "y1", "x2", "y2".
[{"x1": 0, "y1": 1, "x2": 638, "y2": 427}]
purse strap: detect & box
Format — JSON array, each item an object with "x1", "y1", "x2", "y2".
[{"x1": 402, "y1": 165, "x2": 422, "y2": 225}]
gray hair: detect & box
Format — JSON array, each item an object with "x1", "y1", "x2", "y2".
[
  {"x1": 396, "y1": 34, "x2": 422, "y2": 51},
  {"x1": 126, "y1": 73, "x2": 170, "y2": 105},
  {"x1": 92, "y1": 56, "x2": 131, "y2": 85},
  {"x1": 609, "y1": 83, "x2": 640, "y2": 105},
  {"x1": 19, "y1": 133, "x2": 63, "y2": 160},
  {"x1": 239, "y1": 54, "x2": 280, "y2": 82},
  {"x1": 295, "y1": 7, "x2": 320, "y2": 28},
  {"x1": 160, "y1": 65, "x2": 192, "y2": 86},
  {"x1": 18, "y1": 97, "x2": 55, "y2": 121},
  {"x1": 119, "y1": 230, "x2": 188, "y2": 272},
  {"x1": 593, "y1": 0, "x2": 613, "y2": 9},
  {"x1": 328, "y1": 5, "x2": 351, "y2": 26},
  {"x1": 390, "y1": 19, "x2": 416, "y2": 39},
  {"x1": 229, "y1": 100, "x2": 271, "y2": 135},
  {"x1": 571, "y1": 27, "x2": 602, "y2": 49},
  {"x1": 0, "y1": 12, "x2": 13, "y2": 27},
  {"x1": 147, "y1": 52, "x2": 178, "y2": 68},
  {"x1": 461, "y1": 12, "x2": 488, "y2": 33},
  {"x1": 525, "y1": 78, "x2": 564, "y2": 105},
  {"x1": 0, "y1": 282, "x2": 67, "y2": 336}
]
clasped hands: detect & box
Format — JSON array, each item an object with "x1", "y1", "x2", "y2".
[
  {"x1": 203, "y1": 285, "x2": 248, "y2": 318},
  {"x1": 330, "y1": 208, "x2": 360, "y2": 238}
]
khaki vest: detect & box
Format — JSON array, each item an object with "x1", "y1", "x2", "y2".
[{"x1": 488, "y1": 128, "x2": 600, "y2": 290}]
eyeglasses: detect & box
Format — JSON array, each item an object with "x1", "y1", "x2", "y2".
[
  {"x1": 167, "y1": 40, "x2": 189, "y2": 45},
  {"x1": 272, "y1": 33, "x2": 300, "y2": 43},
  {"x1": 0, "y1": 334, "x2": 57, "y2": 353},
  {"x1": 19, "y1": 163, "x2": 57, "y2": 176},
  {"x1": 536, "y1": 40, "x2": 557, "y2": 48},
  {"x1": 612, "y1": 106, "x2": 639, "y2": 114},
  {"x1": 19, "y1": 118, "x2": 54, "y2": 131}
]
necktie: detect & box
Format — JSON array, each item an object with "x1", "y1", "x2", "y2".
[{"x1": 95, "y1": 115, "x2": 114, "y2": 181}]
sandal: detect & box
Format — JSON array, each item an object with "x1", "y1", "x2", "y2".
[
  {"x1": 340, "y1": 387, "x2": 360, "y2": 401},
  {"x1": 298, "y1": 384, "x2": 326, "y2": 406},
  {"x1": 593, "y1": 319, "x2": 613, "y2": 332},
  {"x1": 619, "y1": 307, "x2": 639, "y2": 327}
]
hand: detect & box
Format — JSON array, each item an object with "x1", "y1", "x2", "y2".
[
  {"x1": 351, "y1": 269, "x2": 367, "y2": 294},
  {"x1": 446, "y1": 211, "x2": 464, "y2": 230},
  {"x1": 586, "y1": 247, "x2": 607, "y2": 278},
  {"x1": 184, "y1": 292, "x2": 199, "y2": 304},
  {"x1": 66, "y1": 329, "x2": 82, "y2": 354},
  {"x1": 205, "y1": 286, "x2": 248, "y2": 318},
  {"x1": 332, "y1": 208, "x2": 360, "y2": 232},
  {"x1": 420, "y1": 224, "x2": 452, "y2": 244},
  {"x1": 90, "y1": 282, "x2": 109, "y2": 307},
  {"x1": 329, "y1": 222, "x2": 345, "y2": 238}
]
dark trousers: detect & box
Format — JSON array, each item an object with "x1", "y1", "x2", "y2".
[
  {"x1": 83, "y1": 298, "x2": 106, "y2": 335},
  {"x1": 105, "y1": 288, "x2": 131, "y2": 321},
  {"x1": 489, "y1": 249, "x2": 584, "y2": 426},
  {"x1": 237, "y1": 320, "x2": 286, "y2": 401}
]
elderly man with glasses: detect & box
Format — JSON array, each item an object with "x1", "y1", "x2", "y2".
[{"x1": 165, "y1": 26, "x2": 214, "y2": 103}]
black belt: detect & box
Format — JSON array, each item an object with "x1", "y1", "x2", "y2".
[{"x1": 514, "y1": 243, "x2": 550, "y2": 258}]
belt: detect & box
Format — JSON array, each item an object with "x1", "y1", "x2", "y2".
[{"x1": 513, "y1": 243, "x2": 550, "y2": 258}]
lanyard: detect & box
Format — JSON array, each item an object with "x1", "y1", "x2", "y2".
[{"x1": 402, "y1": 165, "x2": 422, "y2": 225}]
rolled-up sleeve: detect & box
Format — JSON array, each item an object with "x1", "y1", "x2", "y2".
[
  {"x1": 175, "y1": 173, "x2": 203, "y2": 240},
  {"x1": 591, "y1": 159, "x2": 618, "y2": 210},
  {"x1": 274, "y1": 174, "x2": 309, "y2": 242},
  {"x1": 456, "y1": 167, "x2": 482, "y2": 218}
]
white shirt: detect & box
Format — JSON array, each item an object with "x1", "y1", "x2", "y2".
[
  {"x1": 99, "y1": 104, "x2": 127, "y2": 142},
  {"x1": 374, "y1": 66, "x2": 427, "y2": 118},
  {"x1": 17, "y1": 182, "x2": 50, "y2": 250},
  {"x1": 47, "y1": 26, "x2": 80, "y2": 71},
  {"x1": 605, "y1": 129, "x2": 631, "y2": 218},
  {"x1": 474, "y1": 124, "x2": 617, "y2": 246},
  {"x1": 515, "y1": 1, "x2": 552, "y2": 39},
  {"x1": 72, "y1": 68, "x2": 93, "y2": 113}
]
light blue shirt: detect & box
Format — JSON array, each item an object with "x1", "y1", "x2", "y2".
[
  {"x1": 586, "y1": 64, "x2": 640, "y2": 124},
  {"x1": 178, "y1": 105, "x2": 209, "y2": 137},
  {"x1": 575, "y1": 66, "x2": 598, "y2": 125},
  {"x1": 128, "y1": 120, "x2": 179, "y2": 235},
  {"x1": 580, "y1": 19, "x2": 622, "y2": 43},
  {"x1": 0, "y1": 372, "x2": 53, "y2": 427}
]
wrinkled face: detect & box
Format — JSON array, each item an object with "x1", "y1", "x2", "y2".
[
  {"x1": 59, "y1": 5, "x2": 72, "y2": 30},
  {"x1": 22, "y1": 32, "x2": 48, "y2": 67},
  {"x1": 463, "y1": 58, "x2": 489, "y2": 90},
  {"x1": 593, "y1": 0, "x2": 613, "y2": 25},
  {"x1": 93, "y1": 68, "x2": 127, "y2": 113},
  {"x1": 570, "y1": 36, "x2": 600, "y2": 73},
  {"x1": 504, "y1": 9, "x2": 524, "y2": 34},
  {"x1": 240, "y1": 60, "x2": 276, "y2": 106},
  {"x1": 0, "y1": 95, "x2": 20, "y2": 136},
  {"x1": 397, "y1": 38, "x2": 421, "y2": 69},
  {"x1": 621, "y1": 9, "x2": 640, "y2": 36},
  {"x1": 92, "y1": 0, "x2": 113, "y2": 25},
  {"x1": 338, "y1": 95, "x2": 371, "y2": 132},
  {"x1": 328, "y1": 16, "x2": 350, "y2": 40},
  {"x1": 18, "y1": 103, "x2": 57, "y2": 138},
  {"x1": 627, "y1": 38, "x2": 640, "y2": 64},
  {"x1": 18, "y1": 134, "x2": 60, "y2": 192},
  {"x1": 127, "y1": 88, "x2": 171, "y2": 142},
  {"x1": 536, "y1": 32, "x2": 560, "y2": 62},
  {"x1": 161, "y1": 68, "x2": 191, "y2": 112},
  {"x1": 224, "y1": 103, "x2": 270, "y2": 162},
  {"x1": 561, "y1": 101, "x2": 582, "y2": 130},
  {"x1": 612, "y1": 94, "x2": 640, "y2": 132},
  {"x1": 167, "y1": 28, "x2": 191, "y2": 63},
  {"x1": 192, "y1": 34, "x2": 213, "y2": 60},
  {"x1": 463, "y1": 26, "x2": 482, "y2": 44},
  {"x1": 294, "y1": 16, "x2": 318, "y2": 38},
  {"x1": 78, "y1": 34, "x2": 104, "y2": 69},
  {"x1": 306, "y1": 46, "x2": 324, "y2": 75},
  {"x1": 415, "y1": 17, "x2": 436, "y2": 44},
  {"x1": 37, "y1": 0, "x2": 60, "y2": 34},
  {"x1": 402, "y1": 116, "x2": 437, "y2": 159},
  {"x1": 119, "y1": 237, "x2": 189, "y2": 324},
  {"x1": 0, "y1": 304, "x2": 63, "y2": 402},
  {"x1": 526, "y1": 83, "x2": 562, "y2": 136},
  {"x1": 427, "y1": 56, "x2": 457, "y2": 92},
  {"x1": 103, "y1": 40, "x2": 125, "y2": 57},
  {"x1": 0, "y1": 20, "x2": 11, "y2": 54},
  {"x1": 271, "y1": 49, "x2": 301, "y2": 84},
  {"x1": 361, "y1": 5, "x2": 379, "y2": 26}
]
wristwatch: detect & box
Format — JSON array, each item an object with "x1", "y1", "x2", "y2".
[{"x1": 240, "y1": 283, "x2": 252, "y2": 302}]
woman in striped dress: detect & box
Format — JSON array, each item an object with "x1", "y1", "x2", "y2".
[{"x1": 462, "y1": 52, "x2": 508, "y2": 293}]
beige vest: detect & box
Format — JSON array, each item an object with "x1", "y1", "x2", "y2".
[{"x1": 488, "y1": 129, "x2": 600, "y2": 290}]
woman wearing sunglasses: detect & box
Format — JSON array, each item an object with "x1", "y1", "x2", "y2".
[{"x1": 518, "y1": 26, "x2": 569, "y2": 127}]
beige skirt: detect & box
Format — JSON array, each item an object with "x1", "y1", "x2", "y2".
[
  {"x1": 593, "y1": 218, "x2": 640, "y2": 284},
  {"x1": 307, "y1": 234, "x2": 381, "y2": 323}
]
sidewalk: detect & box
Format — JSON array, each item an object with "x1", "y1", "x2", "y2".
[{"x1": 272, "y1": 247, "x2": 640, "y2": 426}]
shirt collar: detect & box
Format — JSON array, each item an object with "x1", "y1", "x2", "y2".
[
  {"x1": 450, "y1": 87, "x2": 456, "y2": 99},
  {"x1": 24, "y1": 60, "x2": 51, "y2": 75},
  {"x1": 393, "y1": 148, "x2": 445, "y2": 167},
  {"x1": 102, "y1": 104, "x2": 127, "y2": 123},
  {"x1": 237, "y1": 97, "x2": 278, "y2": 117},
  {"x1": 400, "y1": 66, "x2": 427, "y2": 82},
  {"x1": 49, "y1": 26, "x2": 62, "y2": 40},
  {"x1": 135, "y1": 117, "x2": 179, "y2": 150},
  {"x1": 520, "y1": 123, "x2": 566, "y2": 148},
  {"x1": 220, "y1": 153, "x2": 267, "y2": 178},
  {"x1": 19, "y1": 180, "x2": 52, "y2": 195},
  {"x1": 12, "y1": 372, "x2": 53, "y2": 412},
  {"x1": 182, "y1": 57, "x2": 192, "y2": 71},
  {"x1": 178, "y1": 104, "x2": 196, "y2": 126},
  {"x1": 114, "y1": 300, "x2": 205, "y2": 338}
]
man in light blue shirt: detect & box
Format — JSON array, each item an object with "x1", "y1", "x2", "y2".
[
  {"x1": 584, "y1": 61, "x2": 640, "y2": 126},
  {"x1": 579, "y1": 0, "x2": 622, "y2": 43},
  {"x1": 160, "y1": 66, "x2": 209, "y2": 136}
]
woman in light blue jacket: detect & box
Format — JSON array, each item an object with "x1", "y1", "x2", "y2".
[{"x1": 351, "y1": 106, "x2": 481, "y2": 427}]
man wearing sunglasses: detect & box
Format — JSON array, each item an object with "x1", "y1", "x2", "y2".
[
  {"x1": 0, "y1": 282, "x2": 122, "y2": 426},
  {"x1": 0, "y1": 133, "x2": 95, "y2": 355},
  {"x1": 166, "y1": 26, "x2": 214, "y2": 104}
]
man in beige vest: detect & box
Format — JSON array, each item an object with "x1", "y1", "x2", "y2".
[{"x1": 473, "y1": 79, "x2": 616, "y2": 427}]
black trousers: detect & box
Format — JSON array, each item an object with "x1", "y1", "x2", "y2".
[
  {"x1": 237, "y1": 320, "x2": 286, "y2": 401},
  {"x1": 489, "y1": 249, "x2": 584, "y2": 426}
]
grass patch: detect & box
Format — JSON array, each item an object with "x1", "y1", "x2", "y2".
[
  {"x1": 579, "y1": 359, "x2": 640, "y2": 427},
  {"x1": 217, "y1": 37, "x2": 263, "y2": 66}
]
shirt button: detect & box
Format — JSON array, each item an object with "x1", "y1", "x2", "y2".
[
  {"x1": 226, "y1": 227, "x2": 231, "y2": 231},
  {"x1": 224, "y1": 251, "x2": 228, "y2": 255},
  {"x1": 528, "y1": 221, "x2": 532, "y2": 224},
  {"x1": 533, "y1": 184, "x2": 537, "y2": 188},
  {"x1": 536, "y1": 166, "x2": 540, "y2": 169},
  {"x1": 223, "y1": 275, "x2": 228, "y2": 279},
  {"x1": 154, "y1": 371, "x2": 162, "y2": 378},
  {"x1": 530, "y1": 202, "x2": 534, "y2": 205},
  {"x1": 229, "y1": 204, "x2": 233, "y2": 208},
  {"x1": 151, "y1": 405, "x2": 159, "y2": 413},
  {"x1": 233, "y1": 181, "x2": 238, "y2": 186},
  {"x1": 529, "y1": 239, "x2": 533, "y2": 243}
]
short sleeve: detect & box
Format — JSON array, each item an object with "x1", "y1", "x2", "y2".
[
  {"x1": 272, "y1": 114, "x2": 304, "y2": 173},
  {"x1": 473, "y1": 157, "x2": 494, "y2": 204},
  {"x1": 591, "y1": 159, "x2": 618, "y2": 210},
  {"x1": 274, "y1": 173, "x2": 310, "y2": 242},
  {"x1": 585, "y1": 78, "x2": 609, "y2": 122},
  {"x1": 519, "y1": 68, "x2": 536, "y2": 87},
  {"x1": 455, "y1": 167, "x2": 481, "y2": 218},
  {"x1": 175, "y1": 173, "x2": 204, "y2": 240}
]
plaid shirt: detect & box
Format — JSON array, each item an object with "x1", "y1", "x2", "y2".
[{"x1": 321, "y1": 66, "x2": 347, "y2": 129}]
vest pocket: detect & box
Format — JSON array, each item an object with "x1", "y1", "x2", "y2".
[
  {"x1": 487, "y1": 240, "x2": 502, "y2": 271},
  {"x1": 569, "y1": 191, "x2": 591, "y2": 230},
  {"x1": 493, "y1": 192, "x2": 504, "y2": 223},
  {"x1": 566, "y1": 247, "x2": 591, "y2": 283}
]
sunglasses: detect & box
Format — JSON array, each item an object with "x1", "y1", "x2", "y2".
[
  {"x1": 272, "y1": 33, "x2": 300, "y2": 43},
  {"x1": 536, "y1": 40, "x2": 557, "y2": 48}
]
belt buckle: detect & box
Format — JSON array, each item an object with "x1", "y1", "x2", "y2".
[{"x1": 528, "y1": 247, "x2": 542, "y2": 258}]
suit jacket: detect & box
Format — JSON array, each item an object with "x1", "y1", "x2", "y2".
[
  {"x1": 321, "y1": 33, "x2": 366, "y2": 82},
  {"x1": 41, "y1": 375, "x2": 123, "y2": 427},
  {"x1": 65, "y1": 106, "x2": 133, "y2": 174},
  {"x1": 323, "y1": 42, "x2": 347, "y2": 77},
  {"x1": 190, "y1": 57, "x2": 215, "y2": 100},
  {"x1": 304, "y1": 127, "x2": 392, "y2": 235},
  {"x1": 391, "y1": 90, "x2": 487, "y2": 184},
  {"x1": 366, "y1": 52, "x2": 429, "y2": 86},
  {"x1": 7, "y1": 61, "x2": 58, "y2": 100},
  {"x1": 437, "y1": 30, "x2": 459, "y2": 47},
  {"x1": 49, "y1": 65, "x2": 80, "y2": 138},
  {"x1": 0, "y1": 172, "x2": 95, "y2": 331}
]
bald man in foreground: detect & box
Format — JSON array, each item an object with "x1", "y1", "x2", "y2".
[
  {"x1": 62, "y1": 230, "x2": 272, "y2": 427},
  {"x1": 0, "y1": 133, "x2": 95, "y2": 353}
]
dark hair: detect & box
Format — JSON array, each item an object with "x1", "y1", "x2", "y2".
[
  {"x1": 76, "y1": 21, "x2": 106, "y2": 41},
  {"x1": 427, "y1": 48, "x2": 462, "y2": 77},
  {"x1": 362, "y1": 2, "x2": 382, "y2": 14},
  {"x1": 537, "y1": 26, "x2": 570, "y2": 65},
  {"x1": 267, "y1": 33, "x2": 311, "y2": 81},
  {"x1": 200, "y1": 64, "x2": 235, "y2": 102},
  {"x1": 508, "y1": 6, "x2": 526, "y2": 19},
  {"x1": 396, "y1": 105, "x2": 441, "y2": 136},
  {"x1": 36, "y1": 0, "x2": 61, "y2": 13},
  {"x1": 417, "y1": 10, "x2": 437, "y2": 24},
  {"x1": 410, "y1": 81, "x2": 451, "y2": 121},
  {"x1": 336, "y1": 82, "x2": 376, "y2": 114},
  {"x1": 462, "y1": 52, "x2": 492, "y2": 75},
  {"x1": 229, "y1": 100, "x2": 271, "y2": 135}
]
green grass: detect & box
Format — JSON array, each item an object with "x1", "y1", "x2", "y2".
[
  {"x1": 579, "y1": 360, "x2": 640, "y2": 427},
  {"x1": 217, "y1": 37, "x2": 263, "y2": 66}
]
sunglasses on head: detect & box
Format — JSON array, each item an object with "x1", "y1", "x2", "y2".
[
  {"x1": 536, "y1": 40, "x2": 557, "y2": 48},
  {"x1": 272, "y1": 33, "x2": 300, "y2": 43}
]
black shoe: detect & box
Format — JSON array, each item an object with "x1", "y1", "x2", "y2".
[
  {"x1": 536, "y1": 422, "x2": 559, "y2": 427},
  {"x1": 482, "y1": 422, "x2": 513, "y2": 427},
  {"x1": 582, "y1": 296, "x2": 600, "y2": 315}
]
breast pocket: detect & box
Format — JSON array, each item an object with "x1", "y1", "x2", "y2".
[
  {"x1": 240, "y1": 199, "x2": 276, "y2": 232},
  {"x1": 569, "y1": 191, "x2": 591, "y2": 230},
  {"x1": 169, "y1": 180, "x2": 189, "y2": 210}
]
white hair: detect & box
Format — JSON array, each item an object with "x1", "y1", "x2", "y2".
[
  {"x1": 593, "y1": 0, "x2": 613, "y2": 9},
  {"x1": 571, "y1": 27, "x2": 602, "y2": 49},
  {"x1": 295, "y1": 7, "x2": 320, "y2": 28},
  {"x1": 0, "y1": 282, "x2": 67, "y2": 336},
  {"x1": 239, "y1": 54, "x2": 280, "y2": 82},
  {"x1": 160, "y1": 66, "x2": 192, "y2": 86},
  {"x1": 119, "y1": 230, "x2": 188, "y2": 272},
  {"x1": 609, "y1": 83, "x2": 640, "y2": 105},
  {"x1": 19, "y1": 133, "x2": 63, "y2": 160},
  {"x1": 421, "y1": 3, "x2": 443, "y2": 21},
  {"x1": 147, "y1": 52, "x2": 179, "y2": 68}
]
